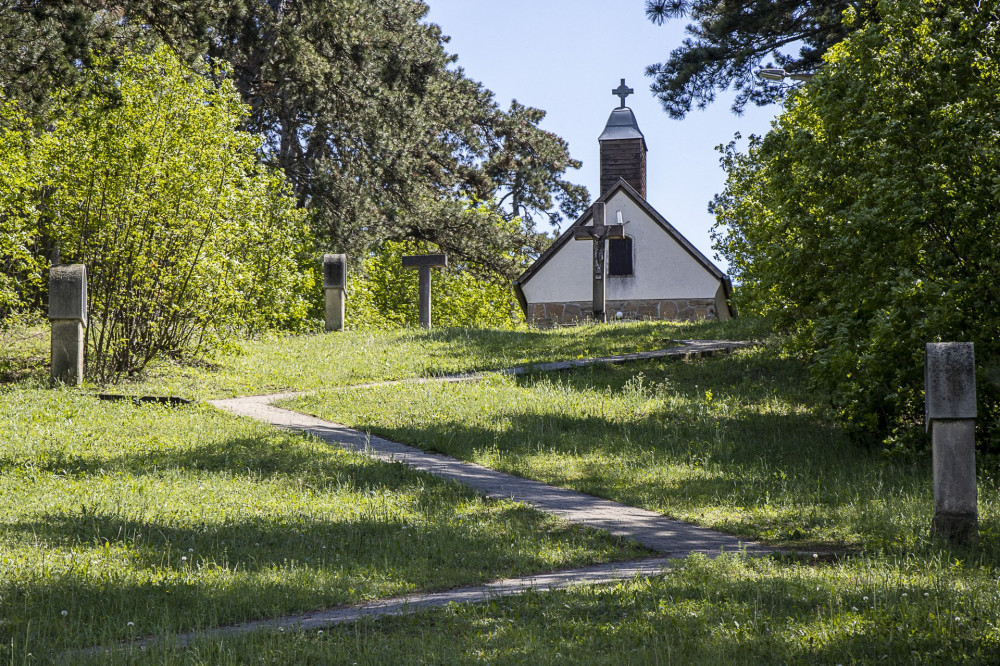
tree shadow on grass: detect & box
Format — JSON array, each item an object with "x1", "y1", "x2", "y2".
[
  {"x1": 360, "y1": 557, "x2": 985, "y2": 665},
  {"x1": 0, "y1": 431, "x2": 464, "y2": 497},
  {"x1": 2, "y1": 500, "x2": 609, "y2": 654}
]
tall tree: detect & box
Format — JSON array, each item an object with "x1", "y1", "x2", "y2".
[
  {"x1": 481, "y1": 101, "x2": 590, "y2": 229},
  {"x1": 0, "y1": 1, "x2": 588, "y2": 281},
  {"x1": 644, "y1": 0, "x2": 879, "y2": 117},
  {"x1": 0, "y1": 1, "x2": 124, "y2": 114},
  {"x1": 115, "y1": 0, "x2": 588, "y2": 275},
  {"x1": 711, "y1": 0, "x2": 1000, "y2": 444}
]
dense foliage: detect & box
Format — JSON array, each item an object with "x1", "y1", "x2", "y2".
[
  {"x1": 21, "y1": 47, "x2": 312, "y2": 379},
  {"x1": 644, "y1": 0, "x2": 879, "y2": 117},
  {"x1": 0, "y1": 99, "x2": 41, "y2": 317},
  {"x1": 0, "y1": 1, "x2": 594, "y2": 377},
  {"x1": 349, "y1": 231, "x2": 527, "y2": 330},
  {"x1": 711, "y1": 0, "x2": 1000, "y2": 445},
  {"x1": 0, "y1": 1, "x2": 588, "y2": 274}
]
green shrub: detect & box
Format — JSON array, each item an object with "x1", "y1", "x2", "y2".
[
  {"x1": 712, "y1": 0, "x2": 1000, "y2": 445},
  {"x1": 0, "y1": 98, "x2": 43, "y2": 319},
  {"x1": 347, "y1": 234, "x2": 525, "y2": 330},
  {"x1": 37, "y1": 47, "x2": 314, "y2": 380}
]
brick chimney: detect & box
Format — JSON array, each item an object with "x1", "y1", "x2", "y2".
[{"x1": 598, "y1": 107, "x2": 647, "y2": 198}]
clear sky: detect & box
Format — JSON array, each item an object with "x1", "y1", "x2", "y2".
[{"x1": 422, "y1": 0, "x2": 781, "y2": 270}]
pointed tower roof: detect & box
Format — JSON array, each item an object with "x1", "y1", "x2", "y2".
[{"x1": 598, "y1": 107, "x2": 647, "y2": 149}]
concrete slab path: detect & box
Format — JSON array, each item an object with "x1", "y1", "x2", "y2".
[
  {"x1": 212, "y1": 393, "x2": 766, "y2": 557},
  {"x1": 210, "y1": 339, "x2": 763, "y2": 557},
  {"x1": 78, "y1": 341, "x2": 766, "y2": 655},
  {"x1": 81, "y1": 556, "x2": 677, "y2": 656},
  {"x1": 316, "y1": 339, "x2": 756, "y2": 391}
]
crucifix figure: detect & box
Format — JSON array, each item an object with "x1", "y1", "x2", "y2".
[
  {"x1": 573, "y1": 201, "x2": 624, "y2": 322},
  {"x1": 402, "y1": 253, "x2": 447, "y2": 328},
  {"x1": 612, "y1": 78, "x2": 634, "y2": 108}
]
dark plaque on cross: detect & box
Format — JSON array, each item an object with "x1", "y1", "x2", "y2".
[
  {"x1": 402, "y1": 253, "x2": 447, "y2": 328},
  {"x1": 573, "y1": 202, "x2": 624, "y2": 322}
]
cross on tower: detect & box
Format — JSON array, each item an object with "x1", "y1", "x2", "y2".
[{"x1": 612, "y1": 78, "x2": 634, "y2": 108}]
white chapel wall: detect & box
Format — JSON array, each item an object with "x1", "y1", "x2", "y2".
[{"x1": 521, "y1": 190, "x2": 722, "y2": 305}]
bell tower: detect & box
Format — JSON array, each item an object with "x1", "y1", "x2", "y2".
[{"x1": 599, "y1": 79, "x2": 647, "y2": 198}]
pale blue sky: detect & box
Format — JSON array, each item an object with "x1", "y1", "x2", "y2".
[{"x1": 423, "y1": 0, "x2": 781, "y2": 269}]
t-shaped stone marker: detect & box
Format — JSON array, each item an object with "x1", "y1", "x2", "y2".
[
  {"x1": 925, "y1": 342, "x2": 978, "y2": 544},
  {"x1": 49, "y1": 264, "x2": 87, "y2": 386},
  {"x1": 402, "y1": 254, "x2": 447, "y2": 329},
  {"x1": 323, "y1": 254, "x2": 347, "y2": 332}
]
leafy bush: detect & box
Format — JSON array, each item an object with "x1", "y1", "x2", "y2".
[
  {"x1": 347, "y1": 230, "x2": 525, "y2": 331},
  {"x1": 0, "y1": 99, "x2": 43, "y2": 318},
  {"x1": 711, "y1": 0, "x2": 1000, "y2": 445},
  {"x1": 35, "y1": 47, "x2": 314, "y2": 380}
]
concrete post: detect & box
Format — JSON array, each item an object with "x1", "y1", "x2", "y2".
[
  {"x1": 49, "y1": 264, "x2": 87, "y2": 386},
  {"x1": 323, "y1": 254, "x2": 347, "y2": 332},
  {"x1": 402, "y1": 254, "x2": 447, "y2": 329},
  {"x1": 418, "y1": 264, "x2": 432, "y2": 328},
  {"x1": 925, "y1": 342, "x2": 978, "y2": 543}
]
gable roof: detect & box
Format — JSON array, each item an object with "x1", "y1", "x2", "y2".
[{"x1": 513, "y1": 177, "x2": 732, "y2": 315}]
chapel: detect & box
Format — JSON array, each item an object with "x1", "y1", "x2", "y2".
[{"x1": 512, "y1": 80, "x2": 735, "y2": 327}]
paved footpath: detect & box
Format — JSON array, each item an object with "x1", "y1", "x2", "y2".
[
  {"x1": 211, "y1": 340, "x2": 762, "y2": 556},
  {"x1": 212, "y1": 393, "x2": 764, "y2": 556},
  {"x1": 83, "y1": 557, "x2": 677, "y2": 655},
  {"x1": 94, "y1": 340, "x2": 766, "y2": 654}
]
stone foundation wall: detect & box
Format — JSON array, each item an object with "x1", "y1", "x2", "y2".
[{"x1": 528, "y1": 298, "x2": 719, "y2": 328}]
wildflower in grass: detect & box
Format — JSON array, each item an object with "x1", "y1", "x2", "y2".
[
  {"x1": 127, "y1": 622, "x2": 134, "y2": 627},
  {"x1": 181, "y1": 556, "x2": 188, "y2": 562},
  {"x1": 61, "y1": 610, "x2": 68, "y2": 616}
]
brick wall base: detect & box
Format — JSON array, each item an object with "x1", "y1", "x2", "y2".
[{"x1": 527, "y1": 298, "x2": 719, "y2": 328}]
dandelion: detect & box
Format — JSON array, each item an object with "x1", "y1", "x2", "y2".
[
  {"x1": 181, "y1": 556, "x2": 188, "y2": 562},
  {"x1": 317, "y1": 630, "x2": 323, "y2": 635},
  {"x1": 61, "y1": 610, "x2": 68, "y2": 617},
  {"x1": 901, "y1": 593, "x2": 907, "y2": 598},
  {"x1": 813, "y1": 553, "x2": 818, "y2": 559},
  {"x1": 127, "y1": 622, "x2": 134, "y2": 627},
  {"x1": 189, "y1": 548, "x2": 194, "y2": 553},
  {"x1": 863, "y1": 596, "x2": 869, "y2": 602},
  {"x1": 924, "y1": 593, "x2": 930, "y2": 598}
]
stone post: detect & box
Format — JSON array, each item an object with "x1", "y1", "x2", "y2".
[
  {"x1": 402, "y1": 254, "x2": 448, "y2": 329},
  {"x1": 323, "y1": 254, "x2": 347, "y2": 332},
  {"x1": 925, "y1": 342, "x2": 978, "y2": 543},
  {"x1": 49, "y1": 264, "x2": 87, "y2": 386}
]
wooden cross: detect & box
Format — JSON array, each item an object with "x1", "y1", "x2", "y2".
[
  {"x1": 402, "y1": 253, "x2": 447, "y2": 328},
  {"x1": 573, "y1": 202, "x2": 624, "y2": 322},
  {"x1": 612, "y1": 79, "x2": 634, "y2": 108}
]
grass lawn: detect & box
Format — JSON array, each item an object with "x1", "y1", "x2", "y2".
[
  {"x1": 2, "y1": 317, "x2": 769, "y2": 400},
  {"x1": 83, "y1": 552, "x2": 1000, "y2": 665},
  {"x1": 281, "y1": 344, "x2": 1000, "y2": 554},
  {"x1": 272, "y1": 340, "x2": 1000, "y2": 663},
  {"x1": 5, "y1": 319, "x2": 1000, "y2": 662},
  {"x1": 0, "y1": 388, "x2": 643, "y2": 661}
]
